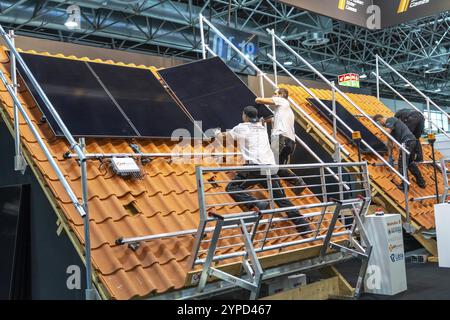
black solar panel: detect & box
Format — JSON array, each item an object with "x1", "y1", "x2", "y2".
[
  {"x1": 19, "y1": 53, "x2": 137, "y2": 137},
  {"x1": 87, "y1": 62, "x2": 195, "y2": 138},
  {"x1": 18, "y1": 53, "x2": 196, "y2": 138},
  {"x1": 307, "y1": 98, "x2": 388, "y2": 154},
  {"x1": 158, "y1": 57, "x2": 272, "y2": 131}
]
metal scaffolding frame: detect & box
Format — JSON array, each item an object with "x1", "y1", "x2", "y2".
[
  {"x1": 189, "y1": 162, "x2": 373, "y2": 299},
  {"x1": 0, "y1": 0, "x2": 448, "y2": 104}
]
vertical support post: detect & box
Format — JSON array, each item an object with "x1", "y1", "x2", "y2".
[
  {"x1": 376, "y1": 55, "x2": 380, "y2": 101},
  {"x1": 80, "y1": 138, "x2": 95, "y2": 300},
  {"x1": 10, "y1": 29, "x2": 26, "y2": 174},
  {"x1": 441, "y1": 159, "x2": 449, "y2": 203},
  {"x1": 258, "y1": 71, "x2": 265, "y2": 97},
  {"x1": 429, "y1": 136, "x2": 439, "y2": 202},
  {"x1": 401, "y1": 144, "x2": 411, "y2": 231},
  {"x1": 271, "y1": 29, "x2": 278, "y2": 86},
  {"x1": 426, "y1": 97, "x2": 432, "y2": 134},
  {"x1": 261, "y1": 168, "x2": 275, "y2": 249},
  {"x1": 331, "y1": 81, "x2": 337, "y2": 144},
  {"x1": 189, "y1": 167, "x2": 208, "y2": 268},
  {"x1": 199, "y1": 14, "x2": 207, "y2": 59},
  {"x1": 331, "y1": 84, "x2": 343, "y2": 204},
  {"x1": 197, "y1": 218, "x2": 224, "y2": 293},
  {"x1": 315, "y1": 167, "x2": 328, "y2": 239},
  {"x1": 319, "y1": 201, "x2": 342, "y2": 260}
]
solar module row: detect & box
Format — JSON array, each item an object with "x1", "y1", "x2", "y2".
[
  {"x1": 18, "y1": 53, "x2": 195, "y2": 138},
  {"x1": 18, "y1": 54, "x2": 270, "y2": 139}
]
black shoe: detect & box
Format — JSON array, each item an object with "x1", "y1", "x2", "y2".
[
  {"x1": 294, "y1": 217, "x2": 312, "y2": 234},
  {"x1": 417, "y1": 180, "x2": 426, "y2": 189},
  {"x1": 292, "y1": 179, "x2": 307, "y2": 196},
  {"x1": 249, "y1": 201, "x2": 269, "y2": 212}
]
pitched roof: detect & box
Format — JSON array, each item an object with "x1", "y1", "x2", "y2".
[
  {"x1": 282, "y1": 85, "x2": 440, "y2": 230},
  {"x1": 0, "y1": 49, "x2": 343, "y2": 299}
]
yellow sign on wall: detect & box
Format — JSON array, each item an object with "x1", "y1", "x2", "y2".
[{"x1": 398, "y1": 0, "x2": 411, "y2": 13}]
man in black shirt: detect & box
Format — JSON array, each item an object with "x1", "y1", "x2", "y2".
[
  {"x1": 373, "y1": 114, "x2": 426, "y2": 189},
  {"x1": 394, "y1": 109, "x2": 425, "y2": 162}
]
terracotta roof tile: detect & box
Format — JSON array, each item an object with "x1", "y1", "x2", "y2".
[
  {"x1": 282, "y1": 84, "x2": 441, "y2": 230},
  {"x1": 0, "y1": 50, "x2": 347, "y2": 299}
]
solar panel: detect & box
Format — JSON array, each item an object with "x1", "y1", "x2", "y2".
[
  {"x1": 307, "y1": 99, "x2": 388, "y2": 154},
  {"x1": 158, "y1": 57, "x2": 272, "y2": 131},
  {"x1": 19, "y1": 53, "x2": 138, "y2": 138},
  {"x1": 87, "y1": 62, "x2": 195, "y2": 138}
]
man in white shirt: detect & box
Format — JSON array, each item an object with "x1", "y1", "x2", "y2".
[
  {"x1": 215, "y1": 106, "x2": 311, "y2": 233},
  {"x1": 255, "y1": 88, "x2": 306, "y2": 195}
]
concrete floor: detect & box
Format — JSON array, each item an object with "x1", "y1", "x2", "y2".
[{"x1": 335, "y1": 259, "x2": 450, "y2": 300}]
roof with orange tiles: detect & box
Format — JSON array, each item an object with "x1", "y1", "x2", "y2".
[
  {"x1": 281, "y1": 84, "x2": 441, "y2": 230},
  {"x1": 0, "y1": 49, "x2": 346, "y2": 300}
]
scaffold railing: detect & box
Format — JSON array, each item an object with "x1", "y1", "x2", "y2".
[{"x1": 190, "y1": 162, "x2": 373, "y2": 299}]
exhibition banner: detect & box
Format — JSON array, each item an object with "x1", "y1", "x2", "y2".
[{"x1": 278, "y1": 0, "x2": 450, "y2": 29}]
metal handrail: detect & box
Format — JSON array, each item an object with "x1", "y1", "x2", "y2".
[
  {"x1": 268, "y1": 54, "x2": 409, "y2": 184},
  {"x1": 200, "y1": 16, "x2": 342, "y2": 150},
  {"x1": 199, "y1": 14, "x2": 350, "y2": 189},
  {"x1": 0, "y1": 71, "x2": 87, "y2": 217},
  {"x1": 268, "y1": 29, "x2": 410, "y2": 156},
  {"x1": 373, "y1": 71, "x2": 450, "y2": 140},
  {"x1": 65, "y1": 152, "x2": 242, "y2": 159},
  {"x1": 0, "y1": 25, "x2": 86, "y2": 162},
  {"x1": 192, "y1": 161, "x2": 372, "y2": 298},
  {"x1": 376, "y1": 55, "x2": 450, "y2": 122},
  {"x1": 0, "y1": 25, "x2": 93, "y2": 299}
]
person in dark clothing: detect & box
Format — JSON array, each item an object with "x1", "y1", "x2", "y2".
[
  {"x1": 215, "y1": 106, "x2": 311, "y2": 233},
  {"x1": 394, "y1": 109, "x2": 425, "y2": 162},
  {"x1": 373, "y1": 114, "x2": 426, "y2": 189}
]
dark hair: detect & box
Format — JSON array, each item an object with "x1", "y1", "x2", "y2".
[
  {"x1": 372, "y1": 114, "x2": 384, "y2": 123},
  {"x1": 278, "y1": 88, "x2": 289, "y2": 99},
  {"x1": 243, "y1": 105, "x2": 259, "y2": 122}
]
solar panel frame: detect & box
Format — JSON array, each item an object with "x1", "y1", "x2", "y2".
[
  {"x1": 87, "y1": 62, "x2": 197, "y2": 138},
  {"x1": 158, "y1": 57, "x2": 272, "y2": 132},
  {"x1": 16, "y1": 53, "x2": 198, "y2": 139},
  {"x1": 17, "y1": 53, "x2": 139, "y2": 138},
  {"x1": 307, "y1": 98, "x2": 388, "y2": 154}
]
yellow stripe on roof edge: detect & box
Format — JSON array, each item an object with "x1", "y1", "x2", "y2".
[{"x1": 5, "y1": 47, "x2": 156, "y2": 70}]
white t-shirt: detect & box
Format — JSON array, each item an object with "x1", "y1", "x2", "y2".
[
  {"x1": 228, "y1": 122, "x2": 276, "y2": 165},
  {"x1": 271, "y1": 97, "x2": 296, "y2": 141}
]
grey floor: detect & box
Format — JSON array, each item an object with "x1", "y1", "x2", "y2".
[{"x1": 335, "y1": 259, "x2": 450, "y2": 300}]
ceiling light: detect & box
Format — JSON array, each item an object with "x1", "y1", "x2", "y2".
[
  {"x1": 64, "y1": 20, "x2": 79, "y2": 28},
  {"x1": 359, "y1": 74, "x2": 367, "y2": 79},
  {"x1": 404, "y1": 83, "x2": 411, "y2": 87},
  {"x1": 434, "y1": 88, "x2": 442, "y2": 93},
  {"x1": 283, "y1": 61, "x2": 293, "y2": 66}
]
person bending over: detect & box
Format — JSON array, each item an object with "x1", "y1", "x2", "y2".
[
  {"x1": 373, "y1": 114, "x2": 426, "y2": 189},
  {"x1": 394, "y1": 108, "x2": 425, "y2": 162},
  {"x1": 214, "y1": 106, "x2": 311, "y2": 233}
]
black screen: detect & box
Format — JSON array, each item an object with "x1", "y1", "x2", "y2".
[
  {"x1": 88, "y1": 62, "x2": 196, "y2": 137},
  {"x1": 159, "y1": 57, "x2": 272, "y2": 131},
  {"x1": 19, "y1": 53, "x2": 138, "y2": 137},
  {"x1": 18, "y1": 53, "x2": 196, "y2": 138},
  {"x1": 307, "y1": 98, "x2": 388, "y2": 154}
]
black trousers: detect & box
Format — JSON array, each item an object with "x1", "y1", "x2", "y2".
[
  {"x1": 405, "y1": 114, "x2": 425, "y2": 162},
  {"x1": 398, "y1": 139, "x2": 425, "y2": 186},
  {"x1": 271, "y1": 135, "x2": 304, "y2": 184},
  {"x1": 225, "y1": 166, "x2": 302, "y2": 222}
]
